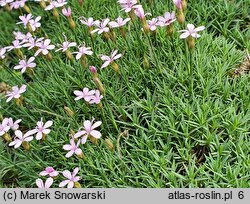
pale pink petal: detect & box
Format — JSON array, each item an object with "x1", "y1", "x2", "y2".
[
  {"x1": 90, "y1": 130, "x2": 101, "y2": 138},
  {"x1": 62, "y1": 170, "x2": 72, "y2": 179},
  {"x1": 45, "y1": 177, "x2": 53, "y2": 188},
  {"x1": 59, "y1": 180, "x2": 70, "y2": 187},
  {"x1": 36, "y1": 179, "x2": 44, "y2": 188}
]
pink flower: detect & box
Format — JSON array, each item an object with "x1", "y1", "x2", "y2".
[
  {"x1": 6, "y1": 40, "x2": 23, "y2": 51},
  {"x1": 7, "y1": 118, "x2": 21, "y2": 131},
  {"x1": 10, "y1": 0, "x2": 26, "y2": 10},
  {"x1": 100, "y1": 50, "x2": 122, "y2": 69},
  {"x1": 17, "y1": 14, "x2": 33, "y2": 28},
  {"x1": 59, "y1": 167, "x2": 81, "y2": 188},
  {"x1": 173, "y1": 0, "x2": 182, "y2": 9},
  {"x1": 91, "y1": 18, "x2": 110, "y2": 34},
  {"x1": 0, "y1": 118, "x2": 10, "y2": 136},
  {"x1": 109, "y1": 16, "x2": 130, "y2": 28},
  {"x1": 13, "y1": 32, "x2": 32, "y2": 43},
  {"x1": 45, "y1": 0, "x2": 66, "y2": 10},
  {"x1": 147, "y1": 18, "x2": 158, "y2": 31},
  {"x1": 134, "y1": 5, "x2": 151, "y2": 20},
  {"x1": 158, "y1": 11, "x2": 176, "y2": 26},
  {"x1": 79, "y1": 17, "x2": 99, "y2": 27},
  {"x1": 118, "y1": 0, "x2": 138, "y2": 13},
  {"x1": 73, "y1": 45, "x2": 93, "y2": 60},
  {"x1": 23, "y1": 36, "x2": 44, "y2": 50},
  {"x1": 33, "y1": 118, "x2": 53, "y2": 140},
  {"x1": 0, "y1": 47, "x2": 6, "y2": 59},
  {"x1": 62, "y1": 7, "x2": 71, "y2": 17},
  {"x1": 6, "y1": 84, "x2": 26, "y2": 102},
  {"x1": 74, "y1": 88, "x2": 95, "y2": 102},
  {"x1": 63, "y1": 139, "x2": 82, "y2": 158},
  {"x1": 9, "y1": 130, "x2": 35, "y2": 148},
  {"x1": 89, "y1": 90, "x2": 103, "y2": 104},
  {"x1": 40, "y1": 167, "x2": 59, "y2": 177},
  {"x1": 74, "y1": 119, "x2": 102, "y2": 144},
  {"x1": 36, "y1": 177, "x2": 53, "y2": 188},
  {"x1": 56, "y1": 35, "x2": 77, "y2": 52},
  {"x1": 14, "y1": 56, "x2": 36, "y2": 73},
  {"x1": 35, "y1": 39, "x2": 55, "y2": 56},
  {"x1": 89, "y1": 65, "x2": 97, "y2": 74},
  {"x1": 29, "y1": 16, "x2": 42, "y2": 31},
  {"x1": 179, "y1": 24, "x2": 205, "y2": 39}
]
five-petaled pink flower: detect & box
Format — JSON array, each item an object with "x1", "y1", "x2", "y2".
[
  {"x1": 62, "y1": 7, "x2": 71, "y2": 17},
  {"x1": 6, "y1": 40, "x2": 23, "y2": 51},
  {"x1": 17, "y1": 14, "x2": 33, "y2": 27},
  {"x1": 59, "y1": 167, "x2": 81, "y2": 188},
  {"x1": 14, "y1": 56, "x2": 36, "y2": 73},
  {"x1": 147, "y1": 18, "x2": 158, "y2": 31},
  {"x1": 7, "y1": 118, "x2": 21, "y2": 131},
  {"x1": 35, "y1": 39, "x2": 55, "y2": 56},
  {"x1": 0, "y1": 0, "x2": 14, "y2": 7},
  {"x1": 56, "y1": 36, "x2": 77, "y2": 52},
  {"x1": 9, "y1": 130, "x2": 35, "y2": 148},
  {"x1": 91, "y1": 18, "x2": 110, "y2": 34},
  {"x1": 89, "y1": 90, "x2": 103, "y2": 105},
  {"x1": 74, "y1": 87, "x2": 95, "y2": 102},
  {"x1": 134, "y1": 5, "x2": 151, "y2": 20},
  {"x1": 29, "y1": 16, "x2": 42, "y2": 31},
  {"x1": 79, "y1": 17, "x2": 99, "y2": 27},
  {"x1": 100, "y1": 50, "x2": 122, "y2": 69},
  {"x1": 6, "y1": 84, "x2": 26, "y2": 102},
  {"x1": 179, "y1": 23, "x2": 205, "y2": 39},
  {"x1": 118, "y1": 0, "x2": 138, "y2": 13},
  {"x1": 158, "y1": 11, "x2": 176, "y2": 26},
  {"x1": 36, "y1": 177, "x2": 53, "y2": 188},
  {"x1": 23, "y1": 36, "x2": 44, "y2": 50},
  {"x1": 73, "y1": 45, "x2": 93, "y2": 60},
  {"x1": 63, "y1": 139, "x2": 82, "y2": 158},
  {"x1": 33, "y1": 118, "x2": 53, "y2": 140},
  {"x1": 109, "y1": 16, "x2": 130, "y2": 28},
  {"x1": 74, "y1": 119, "x2": 102, "y2": 144},
  {"x1": 40, "y1": 167, "x2": 59, "y2": 177}
]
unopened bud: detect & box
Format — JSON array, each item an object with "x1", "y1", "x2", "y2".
[
  {"x1": 77, "y1": 152, "x2": 85, "y2": 159},
  {"x1": 22, "y1": 141, "x2": 30, "y2": 150},
  {"x1": 68, "y1": 16, "x2": 76, "y2": 30},
  {"x1": 167, "y1": 24, "x2": 174, "y2": 37},
  {"x1": 46, "y1": 52, "x2": 53, "y2": 61},
  {"x1": 111, "y1": 62, "x2": 120, "y2": 73},
  {"x1": 89, "y1": 136, "x2": 98, "y2": 145},
  {"x1": 182, "y1": 0, "x2": 187, "y2": 11},
  {"x1": 105, "y1": 138, "x2": 114, "y2": 151},
  {"x1": 93, "y1": 77, "x2": 105, "y2": 94},
  {"x1": 65, "y1": 50, "x2": 73, "y2": 60},
  {"x1": 3, "y1": 133, "x2": 12, "y2": 142},
  {"x1": 177, "y1": 9, "x2": 185, "y2": 25},
  {"x1": 39, "y1": 0, "x2": 46, "y2": 8},
  {"x1": 53, "y1": 8, "x2": 60, "y2": 21},
  {"x1": 15, "y1": 97, "x2": 23, "y2": 107},
  {"x1": 143, "y1": 55, "x2": 150, "y2": 69},
  {"x1": 23, "y1": 4, "x2": 31, "y2": 13},
  {"x1": 80, "y1": 56, "x2": 87, "y2": 68},
  {"x1": 64, "y1": 106, "x2": 74, "y2": 117},
  {"x1": 187, "y1": 36, "x2": 195, "y2": 50}
]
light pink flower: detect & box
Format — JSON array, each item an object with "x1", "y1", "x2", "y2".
[
  {"x1": 59, "y1": 167, "x2": 81, "y2": 188},
  {"x1": 35, "y1": 39, "x2": 55, "y2": 56},
  {"x1": 45, "y1": 0, "x2": 66, "y2": 10},
  {"x1": 158, "y1": 11, "x2": 176, "y2": 26},
  {"x1": 40, "y1": 167, "x2": 59, "y2": 177},
  {"x1": 73, "y1": 45, "x2": 93, "y2": 60},
  {"x1": 89, "y1": 90, "x2": 103, "y2": 104},
  {"x1": 6, "y1": 40, "x2": 23, "y2": 51},
  {"x1": 74, "y1": 88, "x2": 95, "y2": 102},
  {"x1": 74, "y1": 119, "x2": 102, "y2": 144},
  {"x1": 23, "y1": 36, "x2": 44, "y2": 50},
  {"x1": 29, "y1": 16, "x2": 41, "y2": 31},
  {"x1": 10, "y1": 0, "x2": 26, "y2": 10},
  {"x1": 7, "y1": 118, "x2": 21, "y2": 131},
  {"x1": 9, "y1": 130, "x2": 35, "y2": 149},
  {"x1": 56, "y1": 35, "x2": 77, "y2": 52},
  {"x1": 0, "y1": 47, "x2": 6, "y2": 59},
  {"x1": 17, "y1": 14, "x2": 33, "y2": 27},
  {"x1": 118, "y1": 0, "x2": 138, "y2": 13},
  {"x1": 173, "y1": 0, "x2": 182, "y2": 9},
  {"x1": 89, "y1": 65, "x2": 97, "y2": 74},
  {"x1": 6, "y1": 84, "x2": 26, "y2": 102},
  {"x1": 63, "y1": 139, "x2": 82, "y2": 158},
  {"x1": 14, "y1": 32, "x2": 32, "y2": 44},
  {"x1": 134, "y1": 5, "x2": 151, "y2": 19},
  {"x1": 62, "y1": 7, "x2": 71, "y2": 17},
  {"x1": 147, "y1": 18, "x2": 158, "y2": 31},
  {"x1": 33, "y1": 118, "x2": 53, "y2": 140},
  {"x1": 109, "y1": 16, "x2": 130, "y2": 28},
  {"x1": 14, "y1": 56, "x2": 36, "y2": 73},
  {"x1": 100, "y1": 50, "x2": 122, "y2": 69},
  {"x1": 91, "y1": 18, "x2": 110, "y2": 34},
  {"x1": 36, "y1": 177, "x2": 53, "y2": 188},
  {"x1": 79, "y1": 17, "x2": 99, "y2": 27},
  {"x1": 179, "y1": 23, "x2": 205, "y2": 39},
  {"x1": 0, "y1": 118, "x2": 10, "y2": 136}
]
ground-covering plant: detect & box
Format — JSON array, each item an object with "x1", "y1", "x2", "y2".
[{"x1": 0, "y1": 0, "x2": 249, "y2": 188}]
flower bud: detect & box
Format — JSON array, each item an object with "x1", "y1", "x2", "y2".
[
  {"x1": 53, "y1": 8, "x2": 60, "y2": 21},
  {"x1": 3, "y1": 133, "x2": 12, "y2": 142},
  {"x1": 78, "y1": 0, "x2": 84, "y2": 6},
  {"x1": 65, "y1": 50, "x2": 73, "y2": 60},
  {"x1": 167, "y1": 24, "x2": 174, "y2": 37},
  {"x1": 90, "y1": 135, "x2": 98, "y2": 145},
  {"x1": 68, "y1": 16, "x2": 76, "y2": 30},
  {"x1": 15, "y1": 97, "x2": 23, "y2": 106},
  {"x1": 182, "y1": 0, "x2": 187, "y2": 11},
  {"x1": 64, "y1": 106, "x2": 74, "y2": 117},
  {"x1": 22, "y1": 141, "x2": 30, "y2": 150},
  {"x1": 23, "y1": 4, "x2": 31, "y2": 13},
  {"x1": 177, "y1": 9, "x2": 185, "y2": 25},
  {"x1": 80, "y1": 56, "x2": 87, "y2": 68},
  {"x1": 46, "y1": 52, "x2": 53, "y2": 61},
  {"x1": 105, "y1": 138, "x2": 114, "y2": 151},
  {"x1": 74, "y1": 182, "x2": 81, "y2": 188},
  {"x1": 128, "y1": 10, "x2": 136, "y2": 22},
  {"x1": 77, "y1": 152, "x2": 85, "y2": 159},
  {"x1": 111, "y1": 62, "x2": 119, "y2": 73},
  {"x1": 93, "y1": 77, "x2": 105, "y2": 95},
  {"x1": 119, "y1": 27, "x2": 126, "y2": 38},
  {"x1": 39, "y1": 0, "x2": 46, "y2": 9},
  {"x1": 187, "y1": 36, "x2": 195, "y2": 50}
]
